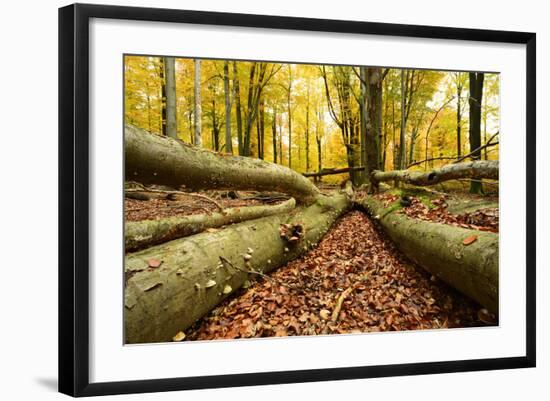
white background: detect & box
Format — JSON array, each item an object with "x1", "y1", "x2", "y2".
[{"x1": 0, "y1": 0, "x2": 546, "y2": 400}]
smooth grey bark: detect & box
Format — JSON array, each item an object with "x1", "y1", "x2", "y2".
[
  {"x1": 287, "y1": 65, "x2": 293, "y2": 168},
  {"x1": 371, "y1": 160, "x2": 498, "y2": 187},
  {"x1": 126, "y1": 198, "x2": 296, "y2": 251},
  {"x1": 399, "y1": 69, "x2": 407, "y2": 170},
  {"x1": 125, "y1": 192, "x2": 352, "y2": 343},
  {"x1": 158, "y1": 58, "x2": 167, "y2": 136},
  {"x1": 272, "y1": 107, "x2": 277, "y2": 163},
  {"x1": 194, "y1": 59, "x2": 202, "y2": 147},
  {"x1": 223, "y1": 61, "x2": 233, "y2": 154},
  {"x1": 456, "y1": 72, "x2": 463, "y2": 159},
  {"x1": 164, "y1": 57, "x2": 177, "y2": 139},
  {"x1": 360, "y1": 196, "x2": 498, "y2": 314},
  {"x1": 125, "y1": 124, "x2": 322, "y2": 204},
  {"x1": 233, "y1": 61, "x2": 244, "y2": 155}
]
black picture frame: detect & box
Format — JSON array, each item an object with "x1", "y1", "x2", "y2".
[{"x1": 59, "y1": 3, "x2": 536, "y2": 397}]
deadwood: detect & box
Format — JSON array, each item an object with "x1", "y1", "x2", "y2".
[
  {"x1": 124, "y1": 192, "x2": 351, "y2": 343},
  {"x1": 371, "y1": 160, "x2": 498, "y2": 187},
  {"x1": 302, "y1": 166, "x2": 366, "y2": 178},
  {"x1": 125, "y1": 198, "x2": 296, "y2": 251},
  {"x1": 125, "y1": 124, "x2": 321, "y2": 204},
  {"x1": 359, "y1": 196, "x2": 498, "y2": 314}
]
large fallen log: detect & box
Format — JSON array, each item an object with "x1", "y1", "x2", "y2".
[
  {"x1": 359, "y1": 196, "x2": 498, "y2": 314},
  {"x1": 125, "y1": 198, "x2": 296, "y2": 252},
  {"x1": 371, "y1": 160, "x2": 498, "y2": 187},
  {"x1": 125, "y1": 192, "x2": 351, "y2": 344},
  {"x1": 125, "y1": 124, "x2": 321, "y2": 204}
]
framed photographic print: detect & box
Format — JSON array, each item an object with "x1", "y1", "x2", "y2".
[{"x1": 58, "y1": 3, "x2": 536, "y2": 397}]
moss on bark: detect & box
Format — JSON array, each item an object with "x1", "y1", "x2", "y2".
[
  {"x1": 125, "y1": 198, "x2": 296, "y2": 251},
  {"x1": 359, "y1": 196, "x2": 498, "y2": 314},
  {"x1": 125, "y1": 193, "x2": 351, "y2": 344}
]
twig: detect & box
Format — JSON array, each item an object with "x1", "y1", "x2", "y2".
[
  {"x1": 125, "y1": 186, "x2": 224, "y2": 212},
  {"x1": 331, "y1": 287, "x2": 354, "y2": 323},
  {"x1": 218, "y1": 256, "x2": 297, "y2": 290},
  {"x1": 330, "y1": 272, "x2": 372, "y2": 323},
  {"x1": 407, "y1": 132, "x2": 499, "y2": 168}
]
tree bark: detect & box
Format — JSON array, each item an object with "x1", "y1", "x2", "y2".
[
  {"x1": 359, "y1": 196, "x2": 498, "y2": 313},
  {"x1": 158, "y1": 58, "x2": 167, "y2": 136},
  {"x1": 456, "y1": 73, "x2": 463, "y2": 159},
  {"x1": 126, "y1": 198, "x2": 296, "y2": 252},
  {"x1": 469, "y1": 72, "x2": 485, "y2": 194},
  {"x1": 303, "y1": 166, "x2": 365, "y2": 178},
  {"x1": 272, "y1": 107, "x2": 277, "y2": 163},
  {"x1": 371, "y1": 160, "x2": 498, "y2": 187},
  {"x1": 125, "y1": 192, "x2": 352, "y2": 343},
  {"x1": 365, "y1": 67, "x2": 383, "y2": 176},
  {"x1": 125, "y1": 124, "x2": 321, "y2": 204},
  {"x1": 223, "y1": 61, "x2": 232, "y2": 154},
  {"x1": 233, "y1": 61, "x2": 244, "y2": 155},
  {"x1": 193, "y1": 59, "x2": 202, "y2": 147},
  {"x1": 164, "y1": 57, "x2": 177, "y2": 139}
]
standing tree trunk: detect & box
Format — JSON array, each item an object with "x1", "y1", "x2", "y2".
[
  {"x1": 164, "y1": 57, "x2": 177, "y2": 139},
  {"x1": 399, "y1": 69, "x2": 407, "y2": 170},
  {"x1": 469, "y1": 72, "x2": 485, "y2": 194},
  {"x1": 272, "y1": 107, "x2": 278, "y2": 163},
  {"x1": 211, "y1": 97, "x2": 219, "y2": 151},
  {"x1": 305, "y1": 84, "x2": 310, "y2": 173},
  {"x1": 193, "y1": 59, "x2": 202, "y2": 147},
  {"x1": 256, "y1": 97, "x2": 265, "y2": 159},
  {"x1": 456, "y1": 73, "x2": 463, "y2": 159},
  {"x1": 359, "y1": 67, "x2": 368, "y2": 184},
  {"x1": 365, "y1": 67, "x2": 383, "y2": 178},
  {"x1": 223, "y1": 61, "x2": 233, "y2": 154},
  {"x1": 159, "y1": 57, "x2": 167, "y2": 136},
  {"x1": 233, "y1": 62, "x2": 244, "y2": 155},
  {"x1": 287, "y1": 66, "x2": 293, "y2": 169}
]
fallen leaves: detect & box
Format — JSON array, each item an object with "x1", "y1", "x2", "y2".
[
  {"x1": 376, "y1": 193, "x2": 499, "y2": 233},
  {"x1": 184, "y1": 211, "x2": 495, "y2": 342}
]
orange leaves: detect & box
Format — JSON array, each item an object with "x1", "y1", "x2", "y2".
[
  {"x1": 185, "y1": 211, "x2": 495, "y2": 342},
  {"x1": 147, "y1": 258, "x2": 162, "y2": 268},
  {"x1": 462, "y1": 235, "x2": 478, "y2": 246}
]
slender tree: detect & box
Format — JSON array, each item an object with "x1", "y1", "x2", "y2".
[
  {"x1": 305, "y1": 82, "x2": 311, "y2": 172},
  {"x1": 223, "y1": 61, "x2": 233, "y2": 153},
  {"x1": 272, "y1": 106, "x2": 278, "y2": 163},
  {"x1": 455, "y1": 72, "x2": 464, "y2": 159},
  {"x1": 399, "y1": 69, "x2": 407, "y2": 170},
  {"x1": 469, "y1": 72, "x2": 485, "y2": 194},
  {"x1": 164, "y1": 57, "x2": 177, "y2": 139},
  {"x1": 193, "y1": 59, "x2": 202, "y2": 147},
  {"x1": 158, "y1": 57, "x2": 167, "y2": 136},
  {"x1": 233, "y1": 61, "x2": 244, "y2": 155}
]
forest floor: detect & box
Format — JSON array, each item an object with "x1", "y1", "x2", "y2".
[{"x1": 124, "y1": 189, "x2": 499, "y2": 340}]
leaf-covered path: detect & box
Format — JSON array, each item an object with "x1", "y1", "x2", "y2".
[{"x1": 185, "y1": 210, "x2": 494, "y2": 341}]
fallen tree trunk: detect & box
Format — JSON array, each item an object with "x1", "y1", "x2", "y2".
[
  {"x1": 125, "y1": 124, "x2": 321, "y2": 204},
  {"x1": 303, "y1": 166, "x2": 366, "y2": 178},
  {"x1": 125, "y1": 198, "x2": 296, "y2": 252},
  {"x1": 371, "y1": 160, "x2": 498, "y2": 187},
  {"x1": 125, "y1": 192, "x2": 351, "y2": 344},
  {"x1": 359, "y1": 196, "x2": 498, "y2": 314}
]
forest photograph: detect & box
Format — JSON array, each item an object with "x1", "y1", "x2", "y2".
[{"x1": 123, "y1": 55, "x2": 499, "y2": 345}]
